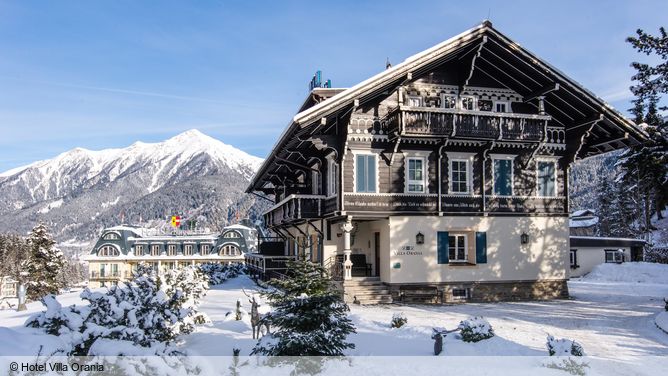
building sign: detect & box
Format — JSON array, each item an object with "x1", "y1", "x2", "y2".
[
  {"x1": 344, "y1": 195, "x2": 437, "y2": 212},
  {"x1": 393, "y1": 245, "x2": 423, "y2": 256},
  {"x1": 487, "y1": 197, "x2": 566, "y2": 213}
]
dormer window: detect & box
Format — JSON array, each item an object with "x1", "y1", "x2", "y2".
[
  {"x1": 135, "y1": 244, "x2": 144, "y2": 256},
  {"x1": 98, "y1": 245, "x2": 119, "y2": 257},
  {"x1": 103, "y1": 232, "x2": 120, "y2": 240},
  {"x1": 223, "y1": 231, "x2": 241, "y2": 238},
  {"x1": 150, "y1": 244, "x2": 161, "y2": 256},
  {"x1": 166, "y1": 244, "x2": 177, "y2": 256},
  {"x1": 183, "y1": 244, "x2": 194, "y2": 256},
  {"x1": 494, "y1": 101, "x2": 510, "y2": 113},
  {"x1": 200, "y1": 244, "x2": 211, "y2": 254}
]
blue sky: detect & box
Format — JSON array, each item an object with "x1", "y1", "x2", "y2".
[{"x1": 0, "y1": 0, "x2": 666, "y2": 172}]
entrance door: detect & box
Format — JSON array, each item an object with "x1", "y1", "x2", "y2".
[{"x1": 374, "y1": 232, "x2": 381, "y2": 277}]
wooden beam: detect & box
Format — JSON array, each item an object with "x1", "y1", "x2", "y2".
[
  {"x1": 275, "y1": 157, "x2": 319, "y2": 172},
  {"x1": 524, "y1": 83, "x2": 559, "y2": 102}
]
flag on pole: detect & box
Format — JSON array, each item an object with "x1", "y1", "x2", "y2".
[{"x1": 170, "y1": 215, "x2": 181, "y2": 228}]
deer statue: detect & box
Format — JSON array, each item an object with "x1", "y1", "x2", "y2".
[{"x1": 243, "y1": 289, "x2": 270, "y2": 339}]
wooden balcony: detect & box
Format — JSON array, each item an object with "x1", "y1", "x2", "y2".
[
  {"x1": 388, "y1": 106, "x2": 553, "y2": 142},
  {"x1": 245, "y1": 253, "x2": 297, "y2": 281},
  {"x1": 263, "y1": 194, "x2": 326, "y2": 227}
]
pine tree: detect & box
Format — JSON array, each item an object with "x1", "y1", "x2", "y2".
[
  {"x1": 595, "y1": 177, "x2": 615, "y2": 236},
  {"x1": 24, "y1": 223, "x2": 66, "y2": 301},
  {"x1": 251, "y1": 260, "x2": 356, "y2": 356},
  {"x1": 616, "y1": 27, "x2": 668, "y2": 237}
]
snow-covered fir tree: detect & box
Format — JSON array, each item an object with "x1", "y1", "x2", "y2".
[
  {"x1": 595, "y1": 176, "x2": 615, "y2": 236},
  {"x1": 615, "y1": 26, "x2": 668, "y2": 240},
  {"x1": 24, "y1": 223, "x2": 65, "y2": 301},
  {"x1": 251, "y1": 260, "x2": 356, "y2": 356}
]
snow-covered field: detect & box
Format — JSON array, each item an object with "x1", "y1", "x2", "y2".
[{"x1": 1, "y1": 263, "x2": 667, "y2": 374}]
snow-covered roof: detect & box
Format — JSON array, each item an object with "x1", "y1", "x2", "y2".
[
  {"x1": 571, "y1": 209, "x2": 595, "y2": 217},
  {"x1": 569, "y1": 217, "x2": 599, "y2": 228},
  {"x1": 224, "y1": 224, "x2": 255, "y2": 232}
]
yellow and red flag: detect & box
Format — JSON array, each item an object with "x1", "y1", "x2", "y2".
[{"x1": 170, "y1": 215, "x2": 181, "y2": 228}]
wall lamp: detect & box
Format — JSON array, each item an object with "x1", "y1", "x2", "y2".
[
  {"x1": 520, "y1": 232, "x2": 529, "y2": 245},
  {"x1": 416, "y1": 232, "x2": 425, "y2": 245}
]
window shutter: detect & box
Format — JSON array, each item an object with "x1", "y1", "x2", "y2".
[
  {"x1": 475, "y1": 231, "x2": 487, "y2": 264},
  {"x1": 437, "y1": 231, "x2": 449, "y2": 264}
]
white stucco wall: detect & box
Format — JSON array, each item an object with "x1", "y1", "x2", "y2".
[
  {"x1": 569, "y1": 246, "x2": 631, "y2": 278},
  {"x1": 386, "y1": 215, "x2": 569, "y2": 284}
]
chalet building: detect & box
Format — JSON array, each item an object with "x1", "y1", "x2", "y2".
[
  {"x1": 569, "y1": 236, "x2": 645, "y2": 277},
  {"x1": 246, "y1": 21, "x2": 647, "y2": 303},
  {"x1": 85, "y1": 224, "x2": 257, "y2": 288}
]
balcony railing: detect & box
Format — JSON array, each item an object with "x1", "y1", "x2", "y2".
[
  {"x1": 90, "y1": 271, "x2": 121, "y2": 279},
  {"x1": 245, "y1": 253, "x2": 297, "y2": 281},
  {"x1": 389, "y1": 106, "x2": 553, "y2": 142},
  {"x1": 263, "y1": 194, "x2": 325, "y2": 227}
]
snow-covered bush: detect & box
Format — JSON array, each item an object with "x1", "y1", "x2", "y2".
[
  {"x1": 197, "y1": 262, "x2": 245, "y2": 285},
  {"x1": 458, "y1": 316, "x2": 494, "y2": 342},
  {"x1": 25, "y1": 262, "x2": 226, "y2": 356},
  {"x1": 390, "y1": 313, "x2": 407, "y2": 328},
  {"x1": 546, "y1": 335, "x2": 585, "y2": 356}
]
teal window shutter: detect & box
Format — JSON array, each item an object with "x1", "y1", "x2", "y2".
[
  {"x1": 437, "y1": 231, "x2": 449, "y2": 264},
  {"x1": 475, "y1": 232, "x2": 487, "y2": 264}
]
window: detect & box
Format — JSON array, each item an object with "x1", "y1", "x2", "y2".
[
  {"x1": 460, "y1": 96, "x2": 476, "y2": 110},
  {"x1": 311, "y1": 170, "x2": 322, "y2": 195},
  {"x1": 406, "y1": 157, "x2": 426, "y2": 193},
  {"x1": 450, "y1": 160, "x2": 470, "y2": 194},
  {"x1": 99, "y1": 264, "x2": 106, "y2": 277},
  {"x1": 407, "y1": 96, "x2": 422, "y2": 107},
  {"x1": 448, "y1": 234, "x2": 467, "y2": 262},
  {"x1": 103, "y1": 232, "x2": 120, "y2": 240},
  {"x1": 355, "y1": 154, "x2": 377, "y2": 193},
  {"x1": 150, "y1": 244, "x2": 161, "y2": 256},
  {"x1": 494, "y1": 101, "x2": 510, "y2": 113},
  {"x1": 223, "y1": 231, "x2": 241, "y2": 238},
  {"x1": 452, "y1": 288, "x2": 469, "y2": 300},
  {"x1": 98, "y1": 246, "x2": 119, "y2": 257},
  {"x1": 605, "y1": 249, "x2": 624, "y2": 263},
  {"x1": 537, "y1": 160, "x2": 557, "y2": 197},
  {"x1": 493, "y1": 158, "x2": 513, "y2": 196},
  {"x1": 220, "y1": 244, "x2": 239, "y2": 256},
  {"x1": 442, "y1": 95, "x2": 456, "y2": 109},
  {"x1": 328, "y1": 159, "x2": 338, "y2": 196},
  {"x1": 478, "y1": 99, "x2": 493, "y2": 111},
  {"x1": 166, "y1": 244, "x2": 177, "y2": 256},
  {"x1": 183, "y1": 244, "x2": 193, "y2": 256},
  {"x1": 135, "y1": 245, "x2": 144, "y2": 256},
  {"x1": 570, "y1": 249, "x2": 578, "y2": 268},
  {"x1": 111, "y1": 263, "x2": 119, "y2": 277},
  {"x1": 200, "y1": 244, "x2": 210, "y2": 254}
]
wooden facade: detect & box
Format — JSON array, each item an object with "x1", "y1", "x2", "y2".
[{"x1": 246, "y1": 22, "x2": 647, "y2": 303}]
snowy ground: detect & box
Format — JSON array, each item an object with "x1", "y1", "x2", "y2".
[{"x1": 1, "y1": 264, "x2": 667, "y2": 374}]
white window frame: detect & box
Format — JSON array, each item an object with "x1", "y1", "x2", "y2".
[
  {"x1": 327, "y1": 157, "x2": 338, "y2": 197},
  {"x1": 311, "y1": 168, "x2": 321, "y2": 195},
  {"x1": 490, "y1": 154, "x2": 515, "y2": 196},
  {"x1": 352, "y1": 151, "x2": 379, "y2": 194},
  {"x1": 441, "y1": 94, "x2": 457, "y2": 109},
  {"x1": 405, "y1": 157, "x2": 427, "y2": 193},
  {"x1": 570, "y1": 249, "x2": 578, "y2": 268},
  {"x1": 407, "y1": 95, "x2": 422, "y2": 107},
  {"x1": 536, "y1": 157, "x2": 559, "y2": 197},
  {"x1": 459, "y1": 95, "x2": 477, "y2": 111},
  {"x1": 494, "y1": 100, "x2": 511, "y2": 113},
  {"x1": 166, "y1": 244, "x2": 177, "y2": 256},
  {"x1": 448, "y1": 233, "x2": 468, "y2": 263},
  {"x1": 200, "y1": 244, "x2": 211, "y2": 255},
  {"x1": 605, "y1": 249, "x2": 624, "y2": 263},
  {"x1": 135, "y1": 244, "x2": 145, "y2": 256},
  {"x1": 150, "y1": 244, "x2": 161, "y2": 256},
  {"x1": 446, "y1": 152, "x2": 474, "y2": 195},
  {"x1": 183, "y1": 244, "x2": 194, "y2": 256}
]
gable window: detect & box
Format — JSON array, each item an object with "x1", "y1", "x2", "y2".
[
  {"x1": 448, "y1": 234, "x2": 468, "y2": 262},
  {"x1": 407, "y1": 95, "x2": 422, "y2": 107},
  {"x1": 183, "y1": 244, "x2": 194, "y2": 256},
  {"x1": 442, "y1": 94, "x2": 456, "y2": 109},
  {"x1": 135, "y1": 244, "x2": 144, "y2": 256},
  {"x1": 450, "y1": 159, "x2": 470, "y2": 194},
  {"x1": 605, "y1": 249, "x2": 624, "y2": 263},
  {"x1": 493, "y1": 157, "x2": 514, "y2": 196},
  {"x1": 328, "y1": 159, "x2": 338, "y2": 196},
  {"x1": 220, "y1": 244, "x2": 239, "y2": 256},
  {"x1": 406, "y1": 157, "x2": 426, "y2": 193},
  {"x1": 494, "y1": 101, "x2": 510, "y2": 113},
  {"x1": 223, "y1": 231, "x2": 241, "y2": 238},
  {"x1": 150, "y1": 244, "x2": 161, "y2": 256},
  {"x1": 537, "y1": 160, "x2": 557, "y2": 197},
  {"x1": 355, "y1": 154, "x2": 377, "y2": 193},
  {"x1": 460, "y1": 96, "x2": 476, "y2": 110}
]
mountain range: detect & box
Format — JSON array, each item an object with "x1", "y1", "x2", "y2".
[{"x1": 0, "y1": 129, "x2": 268, "y2": 252}]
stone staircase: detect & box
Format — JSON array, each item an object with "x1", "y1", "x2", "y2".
[{"x1": 342, "y1": 277, "x2": 393, "y2": 305}]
